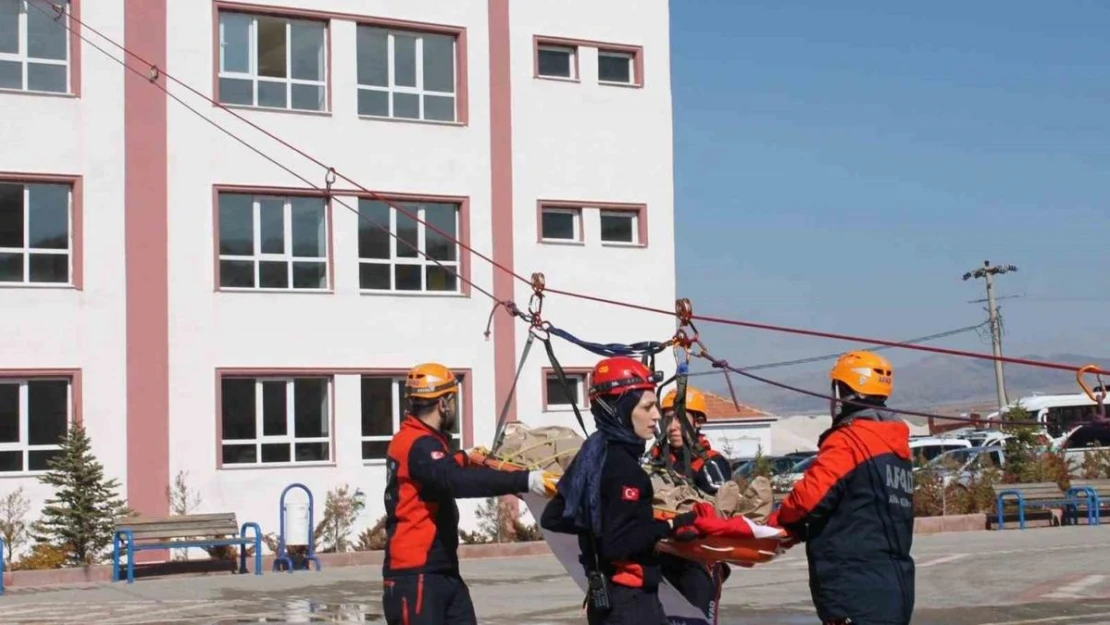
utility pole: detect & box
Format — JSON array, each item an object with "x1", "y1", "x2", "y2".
[{"x1": 963, "y1": 260, "x2": 1018, "y2": 412}]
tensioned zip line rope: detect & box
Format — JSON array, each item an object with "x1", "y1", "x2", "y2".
[{"x1": 32, "y1": 0, "x2": 1110, "y2": 382}]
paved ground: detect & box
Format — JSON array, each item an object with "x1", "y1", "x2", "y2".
[{"x1": 3, "y1": 526, "x2": 1110, "y2": 624}]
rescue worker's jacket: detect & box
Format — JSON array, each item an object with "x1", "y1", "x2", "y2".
[
  {"x1": 541, "y1": 439, "x2": 673, "y2": 591},
  {"x1": 649, "y1": 433, "x2": 732, "y2": 494},
  {"x1": 768, "y1": 408, "x2": 915, "y2": 624},
  {"x1": 383, "y1": 416, "x2": 529, "y2": 577}
]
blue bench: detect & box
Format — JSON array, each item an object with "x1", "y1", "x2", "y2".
[
  {"x1": 993, "y1": 482, "x2": 1093, "y2": 529},
  {"x1": 1067, "y1": 478, "x2": 1110, "y2": 525},
  {"x1": 112, "y1": 512, "x2": 263, "y2": 584}
]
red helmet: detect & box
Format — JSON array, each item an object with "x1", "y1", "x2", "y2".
[{"x1": 588, "y1": 357, "x2": 661, "y2": 400}]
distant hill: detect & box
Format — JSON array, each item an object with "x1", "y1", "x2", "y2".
[{"x1": 714, "y1": 353, "x2": 1110, "y2": 415}]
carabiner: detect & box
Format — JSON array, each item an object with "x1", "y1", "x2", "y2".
[{"x1": 1077, "y1": 364, "x2": 1107, "y2": 420}]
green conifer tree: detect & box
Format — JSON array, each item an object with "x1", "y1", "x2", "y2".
[{"x1": 31, "y1": 423, "x2": 132, "y2": 566}]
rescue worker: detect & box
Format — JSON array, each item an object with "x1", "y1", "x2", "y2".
[
  {"x1": 767, "y1": 350, "x2": 915, "y2": 625},
  {"x1": 540, "y1": 356, "x2": 705, "y2": 625},
  {"x1": 649, "y1": 386, "x2": 733, "y2": 621},
  {"x1": 382, "y1": 363, "x2": 551, "y2": 625},
  {"x1": 651, "y1": 387, "x2": 732, "y2": 494}
]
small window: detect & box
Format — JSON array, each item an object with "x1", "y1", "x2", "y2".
[
  {"x1": 217, "y1": 11, "x2": 327, "y2": 112},
  {"x1": 0, "y1": 180, "x2": 73, "y2": 285},
  {"x1": 356, "y1": 25, "x2": 459, "y2": 122},
  {"x1": 0, "y1": 378, "x2": 71, "y2": 473},
  {"x1": 537, "y1": 44, "x2": 575, "y2": 79},
  {"x1": 545, "y1": 373, "x2": 585, "y2": 410},
  {"x1": 598, "y1": 50, "x2": 634, "y2": 84},
  {"x1": 0, "y1": 0, "x2": 72, "y2": 94},
  {"x1": 220, "y1": 376, "x2": 331, "y2": 466},
  {"x1": 361, "y1": 373, "x2": 464, "y2": 461},
  {"x1": 599, "y1": 210, "x2": 638, "y2": 245},
  {"x1": 217, "y1": 193, "x2": 329, "y2": 290},
  {"x1": 540, "y1": 207, "x2": 580, "y2": 242}
]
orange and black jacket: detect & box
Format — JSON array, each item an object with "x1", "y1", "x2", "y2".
[
  {"x1": 769, "y1": 409, "x2": 915, "y2": 624},
  {"x1": 382, "y1": 416, "x2": 529, "y2": 577},
  {"x1": 541, "y1": 439, "x2": 672, "y2": 591},
  {"x1": 649, "y1": 434, "x2": 732, "y2": 494}
]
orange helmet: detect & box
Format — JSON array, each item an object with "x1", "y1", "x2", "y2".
[
  {"x1": 661, "y1": 387, "x2": 708, "y2": 416},
  {"x1": 404, "y1": 363, "x2": 458, "y2": 400},
  {"x1": 830, "y1": 351, "x2": 893, "y2": 398}
]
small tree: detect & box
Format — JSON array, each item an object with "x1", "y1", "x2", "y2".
[
  {"x1": 0, "y1": 487, "x2": 31, "y2": 564},
  {"x1": 31, "y1": 423, "x2": 132, "y2": 566},
  {"x1": 166, "y1": 471, "x2": 202, "y2": 561},
  {"x1": 314, "y1": 485, "x2": 365, "y2": 553},
  {"x1": 748, "y1": 444, "x2": 775, "y2": 479}
]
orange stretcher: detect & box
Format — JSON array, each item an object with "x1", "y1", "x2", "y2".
[{"x1": 467, "y1": 447, "x2": 785, "y2": 567}]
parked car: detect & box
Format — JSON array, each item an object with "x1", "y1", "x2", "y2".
[
  {"x1": 771, "y1": 455, "x2": 817, "y2": 493},
  {"x1": 919, "y1": 445, "x2": 1005, "y2": 488},
  {"x1": 731, "y1": 455, "x2": 800, "y2": 480},
  {"x1": 909, "y1": 436, "x2": 973, "y2": 466}
]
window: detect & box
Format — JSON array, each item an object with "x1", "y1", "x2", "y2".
[
  {"x1": 0, "y1": 181, "x2": 72, "y2": 284},
  {"x1": 537, "y1": 44, "x2": 575, "y2": 79},
  {"x1": 358, "y1": 198, "x2": 461, "y2": 293},
  {"x1": 217, "y1": 192, "x2": 328, "y2": 290},
  {"x1": 599, "y1": 210, "x2": 638, "y2": 245},
  {"x1": 220, "y1": 376, "x2": 330, "y2": 466},
  {"x1": 598, "y1": 50, "x2": 634, "y2": 84},
  {"x1": 217, "y1": 11, "x2": 327, "y2": 112},
  {"x1": 0, "y1": 0, "x2": 71, "y2": 94},
  {"x1": 356, "y1": 25, "x2": 458, "y2": 122},
  {"x1": 0, "y1": 378, "x2": 70, "y2": 472},
  {"x1": 545, "y1": 371, "x2": 587, "y2": 411},
  {"x1": 361, "y1": 373, "x2": 464, "y2": 461},
  {"x1": 539, "y1": 206, "x2": 580, "y2": 242}
]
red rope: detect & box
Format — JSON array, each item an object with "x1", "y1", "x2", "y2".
[{"x1": 46, "y1": 1, "x2": 1110, "y2": 380}]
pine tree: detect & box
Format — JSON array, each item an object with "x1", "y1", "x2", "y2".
[{"x1": 31, "y1": 423, "x2": 132, "y2": 566}]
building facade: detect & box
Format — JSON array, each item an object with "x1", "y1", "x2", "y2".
[{"x1": 0, "y1": 0, "x2": 676, "y2": 549}]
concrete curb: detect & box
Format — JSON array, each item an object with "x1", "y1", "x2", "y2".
[
  {"x1": 0, "y1": 516, "x2": 1001, "y2": 592},
  {"x1": 1, "y1": 540, "x2": 554, "y2": 591}
]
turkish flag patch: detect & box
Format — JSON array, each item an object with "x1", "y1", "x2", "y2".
[
  {"x1": 430, "y1": 451, "x2": 445, "y2": 460},
  {"x1": 621, "y1": 486, "x2": 640, "y2": 501}
]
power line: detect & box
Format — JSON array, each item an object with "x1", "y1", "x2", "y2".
[{"x1": 688, "y1": 321, "x2": 988, "y2": 377}]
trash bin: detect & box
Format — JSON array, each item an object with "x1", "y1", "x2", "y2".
[{"x1": 284, "y1": 501, "x2": 310, "y2": 546}]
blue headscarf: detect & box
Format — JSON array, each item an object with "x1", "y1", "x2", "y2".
[{"x1": 557, "y1": 391, "x2": 647, "y2": 535}]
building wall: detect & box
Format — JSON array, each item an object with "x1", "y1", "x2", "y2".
[
  {"x1": 700, "y1": 421, "x2": 777, "y2": 459},
  {"x1": 0, "y1": 0, "x2": 130, "y2": 523},
  {"x1": 0, "y1": 0, "x2": 675, "y2": 555}
]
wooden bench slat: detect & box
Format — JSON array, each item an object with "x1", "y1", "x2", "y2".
[
  {"x1": 119, "y1": 522, "x2": 237, "y2": 535},
  {"x1": 117, "y1": 513, "x2": 237, "y2": 527}
]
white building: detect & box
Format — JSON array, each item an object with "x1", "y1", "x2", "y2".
[{"x1": 0, "y1": 0, "x2": 675, "y2": 551}]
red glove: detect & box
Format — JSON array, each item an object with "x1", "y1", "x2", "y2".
[{"x1": 669, "y1": 510, "x2": 700, "y2": 542}]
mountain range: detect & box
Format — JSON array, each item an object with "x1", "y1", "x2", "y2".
[{"x1": 712, "y1": 353, "x2": 1110, "y2": 416}]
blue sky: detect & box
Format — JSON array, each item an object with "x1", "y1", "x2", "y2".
[{"x1": 668, "y1": 1, "x2": 1110, "y2": 381}]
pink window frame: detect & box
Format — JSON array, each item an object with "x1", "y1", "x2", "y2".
[
  {"x1": 211, "y1": 184, "x2": 336, "y2": 293},
  {"x1": 541, "y1": 366, "x2": 592, "y2": 412},
  {"x1": 352, "y1": 17, "x2": 470, "y2": 126},
  {"x1": 533, "y1": 35, "x2": 644, "y2": 87},
  {"x1": 211, "y1": 1, "x2": 335, "y2": 115},
  {"x1": 354, "y1": 368, "x2": 475, "y2": 462},
  {"x1": 351, "y1": 191, "x2": 472, "y2": 297},
  {"x1": 536, "y1": 199, "x2": 647, "y2": 248},
  {"x1": 214, "y1": 367, "x2": 474, "y2": 469},
  {"x1": 0, "y1": 172, "x2": 84, "y2": 289}
]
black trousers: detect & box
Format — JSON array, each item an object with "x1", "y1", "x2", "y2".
[
  {"x1": 660, "y1": 554, "x2": 729, "y2": 620},
  {"x1": 587, "y1": 584, "x2": 669, "y2": 625},
  {"x1": 382, "y1": 572, "x2": 476, "y2": 625}
]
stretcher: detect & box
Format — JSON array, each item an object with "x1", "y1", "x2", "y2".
[{"x1": 467, "y1": 447, "x2": 787, "y2": 568}]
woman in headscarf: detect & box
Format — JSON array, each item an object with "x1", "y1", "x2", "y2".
[{"x1": 541, "y1": 356, "x2": 702, "y2": 624}]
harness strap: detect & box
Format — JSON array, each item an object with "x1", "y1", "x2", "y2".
[{"x1": 542, "y1": 337, "x2": 590, "y2": 438}]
